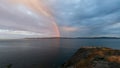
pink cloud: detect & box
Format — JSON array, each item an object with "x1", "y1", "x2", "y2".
[{"x1": 62, "y1": 26, "x2": 78, "y2": 32}]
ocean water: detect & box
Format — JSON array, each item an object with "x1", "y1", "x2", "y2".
[{"x1": 0, "y1": 39, "x2": 120, "y2": 68}]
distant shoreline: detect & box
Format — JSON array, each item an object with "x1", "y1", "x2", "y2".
[
  {"x1": 25, "y1": 37, "x2": 120, "y2": 39},
  {"x1": 0, "y1": 37, "x2": 120, "y2": 40}
]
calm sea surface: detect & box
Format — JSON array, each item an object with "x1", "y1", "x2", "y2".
[{"x1": 0, "y1": 39, "x2": 120, "y2": 68}]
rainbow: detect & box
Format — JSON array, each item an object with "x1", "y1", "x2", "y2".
[{"x1": 10, "y1": 0, "x2": 60, "y2": 37}]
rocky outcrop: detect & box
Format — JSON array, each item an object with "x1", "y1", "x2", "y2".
[{"x1": 61, "y1": 47, "x2": 120, "y2": 68}]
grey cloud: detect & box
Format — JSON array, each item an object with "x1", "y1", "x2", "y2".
[
  {"x1": 53, "y1": 0, "x2": 120, "y2": 37},
  {"x1": 0, "y1": 0, "x2": 59, "y2": 38}
]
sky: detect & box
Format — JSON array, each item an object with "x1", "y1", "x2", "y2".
[{"x1": 0, "y1": 0, "x2": 120, "y2": 38}]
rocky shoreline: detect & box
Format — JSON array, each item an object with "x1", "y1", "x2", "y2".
[{"x1": 61, "y1": 47, "x2": 120, "y2": 68}]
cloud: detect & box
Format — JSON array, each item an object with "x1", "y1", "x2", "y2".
[
  {"x1": 0, "y1": 0, "x2": 120, "y2": 37},
  {"x1": 59, "y1": 26, "x2": 89, "y2": 37},
  {"x1": 10, "y1": 0, "x2": 53, "y2": 17},
  {"x1": 53, "y1": 0, "x2": 120, "y2": 37},
  {"x1": 105, "y1": 23, "x2": 120, "y2": 29},
  {"x1": 61, "y1": 26, "x2": 78, "y2": 32},
  {"x1": 0, "y1": 29, "x2": 43, "y2": 35},
  {"x1": 0, "y1": 0, "x2": 60, "y2": 38}
]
